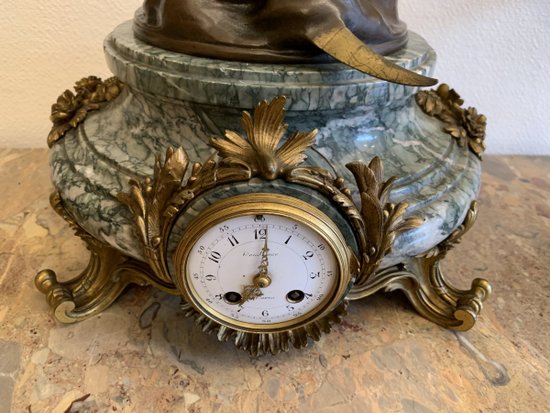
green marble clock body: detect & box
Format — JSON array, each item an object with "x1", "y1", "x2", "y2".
[{"x1": 36, "y1": 21, "x2": 491, "y2": 355}]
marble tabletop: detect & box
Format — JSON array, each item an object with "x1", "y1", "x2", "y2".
[{"x1": 0, "y1": 149, "x2": 548, "y2": 413}]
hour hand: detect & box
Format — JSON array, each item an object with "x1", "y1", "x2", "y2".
[
  {"x1": 239, "y1": 283, "x2": 264, "y2": 304},
  {"x1": 239, "y1": 271, "x2": 270, "y2": 304},
  {"x1": 239, "y1": 228, "x2": 272, "y2": 303}
]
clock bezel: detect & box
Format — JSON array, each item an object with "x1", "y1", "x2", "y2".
[{"x1": 173, "y1": 193, "x2": 355, "y2": 334}]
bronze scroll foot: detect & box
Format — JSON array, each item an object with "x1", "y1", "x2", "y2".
[
  {"x1": 34, "y1": 192, "x2": 153, "y2": 323},
  {"x1": 35, "y1": 243, "x2": 152, "y2": 324},
  {"x1": 348, "y1": 201, "x2": 492, "y2": 331}
]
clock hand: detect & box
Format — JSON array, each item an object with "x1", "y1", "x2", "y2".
[
  {"x1": 239, "y1": 226, "x2": 272, "y2": 304},
  {"x1": 254, "y1": 227, "x2": 272, "y2": 288},
  {"x1": 240, "y1": 284, "x2": 264, "y2": 305}
]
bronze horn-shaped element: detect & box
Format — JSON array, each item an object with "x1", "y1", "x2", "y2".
[
  {"x1": 310, "y1": 24, "x2": 437, "y2": 87},
  {"x1": 134, "y1": 0, "x2": 438, "y2": 86}
]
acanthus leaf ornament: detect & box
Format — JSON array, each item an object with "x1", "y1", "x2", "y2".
[
  {"x1": 48, "y1": 76, "x2": 124, "y2": 148},
  {"x1": 211, "y1": 96, "x2": 318, "y2": 180},
  {"x1": 347, "y1": 159, "x2": 424, "y2": 287},
  {"x1": 416, "y1": 84, "x2": 487, "y2": 160},
  {"x1": 348, "y1": 201, "x2": 491, "y2": 331}
]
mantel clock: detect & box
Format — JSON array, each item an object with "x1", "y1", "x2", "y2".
[{"x1": 35, "y1": 0, "x2": 491, "y2": 355}]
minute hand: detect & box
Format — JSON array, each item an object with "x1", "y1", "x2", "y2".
[
  {"x1": 254, "y1": 228, "x2": 272, "y2": 288},
  {"x1": 238, "y1": 227, "x2": 272, "y2": 305}
]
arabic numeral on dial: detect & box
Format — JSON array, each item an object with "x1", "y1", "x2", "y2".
[
  {"x1": 197, "y1": 245, "x2": 205, "y2": 255},
  {"x1": 261, "y1": 310, "x2": 270, "y2": 317},
  {"x1": 206, "y1": 298, "x2": 213, "y2": 304},
  {"x1": 254, "y1": 215, "x2": 265, "y2": 222},
  {"x1": 317, "y1": 294, "x2": 325, "y2": 301},
  {"x1": 219, "y1": 224, "x2": 230, "y2": 233},
  {"x1": 215, "y1": 294, "x2": 223, "y2": 300},
  {"x1": 204, "y1": 274, "x2": 216, "y2": 281},
  {"x1": 193, "y1": 273, "x2": 199, "y2": 280},
  {"x1": 327, "y1": 270, "x2": 334, "y2": 277},
  {"x1": 208, "y1": 251, "x2": 222, "y2": 263},
  {"x1": 310, "y1": 271, "x2": 320, "y2": 279},
  {"x1": 286, "y1": 305, "x2": 295, "y2": 311},
  {"x1": 317, "y1": 244, "x2": 326, "y2": 251},
  {"x1": 304, "y1": 293, "x2": 313, "y2": 300},
  {"x1": 303, "y1": 251, "x2": 314, "y2": 260}
]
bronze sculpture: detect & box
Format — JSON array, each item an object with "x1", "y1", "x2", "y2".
[{"x1": 134, "y1": 0, "x2": 437, "y2": 86}]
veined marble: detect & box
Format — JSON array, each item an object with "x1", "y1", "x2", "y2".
[{"x1": 50, "y1": 20, "x2": 481, "y2": 272}]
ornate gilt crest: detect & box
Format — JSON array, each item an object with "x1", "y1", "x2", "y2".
[{"x1": 211, "y1": 96, "x2": 318, "y2": 179}]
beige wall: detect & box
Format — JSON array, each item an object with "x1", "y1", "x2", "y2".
[{"x1": 1, "y1": 0, "x2": 549, "y2": 154}]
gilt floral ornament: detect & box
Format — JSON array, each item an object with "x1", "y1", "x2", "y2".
[
  {"x1": 416, "y1": 84, "x2": 486, "y2": 159},
  {"x1": 48, "y1": 76, "x2": 124, "y2": 148}
]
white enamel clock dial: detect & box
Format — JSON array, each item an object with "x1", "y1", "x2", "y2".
[
  {"x1": 186, "y1": 214, "x2": 337, "y2": 325},
  {"x1": 174, "y1": 194, "x2": 353, "y2": 332}
]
